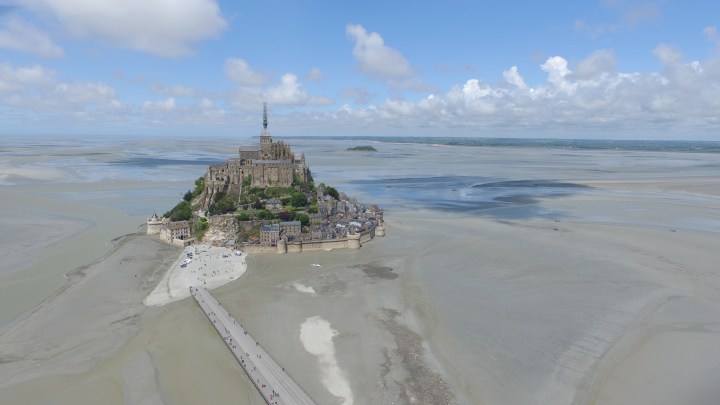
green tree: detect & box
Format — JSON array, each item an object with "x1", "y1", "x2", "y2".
[
  {"x1": 295, "y1": 213, "x2": 309, "y2": 226},
  {"x1": 289, "y1": 191, "x2": 308, "y2": 207},
  {"x1": 236, "y1": 212, "x2": 250, "y2": 221},
  {"x1": 265, "y1": 187, "x2": 276, "y2": 198},
  {"x1": 209, "y1": 192, "x2": 238, "y2": 215},
  {"x1": 247, "y1": 187, "x2": 267, "y2": 199},
  {"x1": 325, "y1": 186, "x2": 339, "y2": 199},
  {"x1": 166, "y1": 200, "x2": 192, "y2": 221},
  {"x1": 183, "y1": 190, "x2": 193, "y2": 202},
  {"x1": 192, "y1": 176, "x2": 205, "y2": 197}
]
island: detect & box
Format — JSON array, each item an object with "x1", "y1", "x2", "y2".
[
  {"x1": 148, "y1": 103, "x2": 385, "y2": 254},
  {"x1": 346, "y1": 145, "x2": 377, "y2": 152}
]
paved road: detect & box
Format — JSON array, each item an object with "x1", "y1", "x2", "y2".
[{"x1": 191, "y1": 287, "x2": 316, "y2": 405}]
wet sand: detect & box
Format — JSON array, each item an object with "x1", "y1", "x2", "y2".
[
  {"x1": 1, "y1": 138, "x2": 720, "y2": 404},
  {"x1": 4, "y1": 200, "x2": 719, "y2": 404}
]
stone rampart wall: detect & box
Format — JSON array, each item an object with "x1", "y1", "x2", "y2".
[
  {"x1": 359, "y1": 227, "x2": 375, "y2": 243},
  {"x1": 240, "y1": 224, "x2": 378, "y2": 254}
]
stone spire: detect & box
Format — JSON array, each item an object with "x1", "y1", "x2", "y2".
[
  {"x1": 260, "y1": 102, "x2": 272, "y2": 155},
  {"x1": 263, "y1": 102, "x2": 268, "y2": 132}
]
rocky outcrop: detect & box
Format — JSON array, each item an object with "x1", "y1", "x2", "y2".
[{"x1": 202, "y1": 215, "x2": 237, "y2": 246}]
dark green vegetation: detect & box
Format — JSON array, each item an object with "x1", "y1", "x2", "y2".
[
  {"x1": 324, "y1": 186, "x2": 339, "y2": 200},
  {"x1": 289, "y1": 191, "x2": 308, "y2": 207},
  {"x1": 346, "y1": 145, "x2": 377, "y2": 151},
  {"x1": 164, "y1": 200, "x2": 192, "y2": 221},
  {"x1": 167, "y1": 176, "x2": 206, "y2": 220},
  {"x1": 209, "y1": 192, "x2": 238, "y2": 215},
  {"x1": 296, "y1": 213, "x2": 309, "y2": 226},
  {"x1": 193, "y1": 216, "x2": 209, "y2": 240},
  {"x1": 183, "y1": 177, "x2": 205, "y2": 202}
]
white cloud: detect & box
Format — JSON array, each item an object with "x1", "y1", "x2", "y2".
[
  {"x1": 225, "y1": 58, "x2": 267, "y2": 86},
  {"x1": 53, "y1": 82, "x2": 117, "y2": 104},
  {"x1": 575, "y1": 1, "x2": 661, "y2": 38},
  {"x1": 265, "y1": 74, "x2": 305, "y2": 105},
  {"x1": 225, "y1": 65, "x2": 332, "y2": 108},
  {"x1": 264, "y1": 73, "x2": 332, "y2": 106},
  {"x1": 142, "y1": 97, "x2": 176, "y2": 112},
  {"x1": 503, "y1": 66, "x2": 527, "y2": 89},
  {"x1": 541, "y1": 56, "x2": 577, "y2": 94},
  {"x1": 199, "y1": 98, "x2": 214, "y2": 109},
  {"x1": 306, "y1": 67, "x2": 324, "y2": 81},
  {"x1": 704, "y1": 26, "x2": 719, "y2": 43},
  {"x1": 346, "y1": 24, "x2": 413, "y2": 83},
  {"x1": 572, "y1": 49, "x2": 616, "y2": 80},
  {"x1": 0, "y1": 17, "x2": 64, "y2": 57},
  {"x1": 574, "y1": 19, "x2": 618, "y2": 38},
  {"x1": 653, "y1": 43, "x2": 682, "y2": 65},
  {"x1": 24, "y1": 0, "x2": 226, "y2": 57},
  {"x1": 140, "y1": 97, "x2": 227, "y2": 124},
  {"x1": 619, "y1": 1, "x2": 661, "y2": 28},
  {"x1": 315, "y1": 47, "x2": 720, "y2": 137},
  {"x1": 0, "y1": 63, "x2": 123, "y2": 116},
  {"x1": 0, "y1": 63, "x2": 54, "y2": 93},
  {"x1": 339, "y1": 87, "x2": 373, "y2": 104},
  {"x1": 151, "y1": 84, "x2": 197, "y2": 98}
]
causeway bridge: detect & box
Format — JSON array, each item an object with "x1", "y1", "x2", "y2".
[{"x1": 191, "y1": 287, "x2": 316, "y2": 405}]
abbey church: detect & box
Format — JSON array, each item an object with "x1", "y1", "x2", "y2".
[{"x1": 199, "y1": 103, "x2": 309, "y2": 209}]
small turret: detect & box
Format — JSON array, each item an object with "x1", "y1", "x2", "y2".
[
  {"x1": 347, "y1": 230, "x2": 361, "y2": 249},
  {"x1": 375, "y1": 218, "x2": 385, "y2": 237},
  {"x1": 147, "y1": 213, "x2": 163, "y2": 235}
]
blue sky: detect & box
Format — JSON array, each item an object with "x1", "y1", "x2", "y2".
[{"x1": 1, "y1": 0, "x2": 719, "y2": 139}]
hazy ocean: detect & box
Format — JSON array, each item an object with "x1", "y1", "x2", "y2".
[{"x1": 4, "y1": 134, "x2": 719, "y2": 221}]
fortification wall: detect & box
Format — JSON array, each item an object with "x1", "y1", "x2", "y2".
[
  {"x1": 359, "y1": 227, "x2": 375, "y2": 243},
  {"x1": 241, "y1": 244, "x2": 278, "y2": 254},
  {"x1": 239, "y1": 227, "x2": 378, "y2": 254}
]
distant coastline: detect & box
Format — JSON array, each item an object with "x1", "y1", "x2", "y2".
[{"x1": 289, "y1": 136, "x2": 720, "y2": 153}]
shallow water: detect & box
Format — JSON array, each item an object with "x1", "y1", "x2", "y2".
[{"x1": 2, "y1": 135, "x2": 720, "y2": 404}]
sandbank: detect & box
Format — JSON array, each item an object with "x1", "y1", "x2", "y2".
[{"x1": 299, "y1": 316, "x2": 353, "y2": 404}]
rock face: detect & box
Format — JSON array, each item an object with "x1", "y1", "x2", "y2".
[{"x1": 202, "y1": 215, "x2": 237, "y2": 246}]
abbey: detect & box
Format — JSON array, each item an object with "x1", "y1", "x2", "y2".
[{"x1": 200, "y1": 103, "x2": 309, "y2": 209}]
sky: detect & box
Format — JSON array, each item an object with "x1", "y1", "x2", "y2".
[{"x1": 1, "y1": 0, "x2": 719, "y2": 140}]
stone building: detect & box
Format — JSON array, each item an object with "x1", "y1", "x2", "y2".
[
  {"x1": 260, "y1": 224, "x2": 280, "y2": 246},
  {"x1": 200, "y1": 103, "x2": 309, "y2": 209},
  {"x1": 160, "y1": 220, "x2": 192, "y2": 246},
  {"x1": 279, "y1": 220, "x2": 301, "y2": 238},
  {"x1": 147, "y1": 214, "x2": 192, "y2": 246},
  {"x1": 265, "y1": 198, "x2": 283, "y2": 212}
]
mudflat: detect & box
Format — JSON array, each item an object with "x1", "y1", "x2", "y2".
[{"x1": 1, "y1": 137, "x2": 720, "y2": 404}]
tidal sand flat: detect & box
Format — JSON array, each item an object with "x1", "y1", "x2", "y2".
[
  {"x1": 1, "y1": 137, "x2": 720, "y2": 404},
  {"x1": 0, "y1": 233, "x2": 181, "y2": 401}
]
